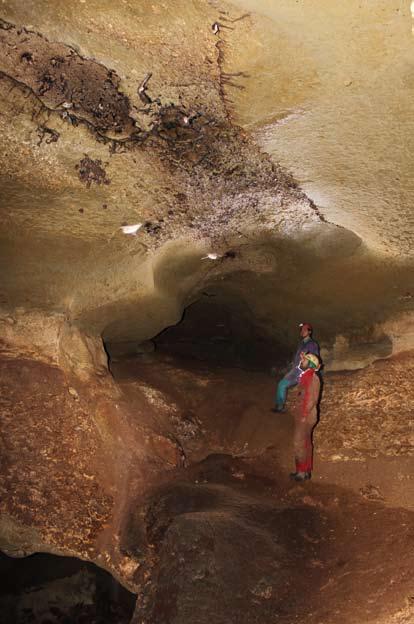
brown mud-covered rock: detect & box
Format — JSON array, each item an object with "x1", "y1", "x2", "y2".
[
  {"x1": 112, "y1": 351, "x2": 414, "y2": 466},
  {"x1": 0, "y1": 312, "x2": 183, "y2": 590},
  {"x1": 0, "y1": 357, "x2": 113, "y2": 558},
  {"x1": 105, "y1": 354, "x2": 413, "y2": 623},
  {"x1": 0, "y1": 308, "x2": 413, "y2": 622},
  {"x1": 130, "y1": 454, "x2": 414, "y2": 624},
  {"x1": 317, "y1": 351, "x2": 414, "y2": 461}
]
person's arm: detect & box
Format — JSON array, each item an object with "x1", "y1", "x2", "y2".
[
  {"x1": 292, "y1": 344, "x2": 303, "y2": 368},
  {"x1": 306, "y1": 341, "x2": 320, "y2": 357}
]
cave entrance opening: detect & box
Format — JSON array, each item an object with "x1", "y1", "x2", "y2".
[{"x1": 0, "y1": 551, "x2": 136, "y2": 624}]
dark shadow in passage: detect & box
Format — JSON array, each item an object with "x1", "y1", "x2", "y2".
[{"x1": 0, "y1": 551, "x2": 136, "y2": 624}]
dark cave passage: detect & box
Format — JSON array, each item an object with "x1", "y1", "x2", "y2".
[
  {"x1": 105, "y1": 290, "x2": 291, "y2": 372},
  {"x1": 0, "y1": 551, "x2": 136, "y2": 624},
  {"x1": 153, "y1": 295, "x2": 288, "y2": 370}
]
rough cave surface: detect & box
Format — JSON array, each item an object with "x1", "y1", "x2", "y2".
[
  {"x1": 0, "y1": 551, "x2": 136, "y2": 623},
  {"x1": 0, "y1": 1, "x2": 413, "y2": 623}
]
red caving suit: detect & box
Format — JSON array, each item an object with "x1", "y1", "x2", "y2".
[{"x1": 293, "y1": 367, "x2": 321, "y2": 474}]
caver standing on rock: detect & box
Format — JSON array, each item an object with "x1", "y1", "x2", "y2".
[
  {"x1": 290, "y1": 352, "x2": 321, "y2": 482},
  {"x1": 271, "y1": 323, "x2": 320, "y2": 413}
]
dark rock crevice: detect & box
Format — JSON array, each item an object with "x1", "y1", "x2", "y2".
[{"x1": 0, "y1": 551, "x2": 136, "y2": 624}]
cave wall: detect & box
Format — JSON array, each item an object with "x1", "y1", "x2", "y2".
[
  {"x1": 0, "y1": 309, "x2": 182, "y2": 591},
  {"x1": 0, "y1": 2, "x2": 413, "y2": 618}
]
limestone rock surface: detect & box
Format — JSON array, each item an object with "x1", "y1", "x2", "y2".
[
  {"x1": 0, "y1": 311, "x2": 182, "y2": 590},
  {"x1": 0, "y1": 0, "x2": 412, "y2": 350},
  {"x1": 0, "y1": 2, "x2": 414, "y2": 622}
]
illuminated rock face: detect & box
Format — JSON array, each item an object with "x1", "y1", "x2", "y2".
[
  {"x1": 0, "y1": 2, "x2": 413, "y2": 622},
  {"x1": 224, "y1": 0, "x2": 414, "y2": 257},
  {"x1": 2, "y1": 0, "x2": 412, "y2": 349}
]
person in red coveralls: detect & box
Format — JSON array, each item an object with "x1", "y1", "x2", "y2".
[{"x1": 290, "y1": 352, "x2": 321, "y2": 482}]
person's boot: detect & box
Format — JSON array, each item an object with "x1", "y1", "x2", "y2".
[
  {"x1": 289, "y1": 471, "x2": 311, "y2": 481},
  {"x1": 270, "y1": 406, "x2": 285, "y2": 413}
]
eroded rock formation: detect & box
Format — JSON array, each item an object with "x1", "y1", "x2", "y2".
[
  {"x1": 0, "y1": 310, "x2": 183, "y2": 593},
  {"x1": 0, "y1": 1, "x2": 413, "y2": 623}
]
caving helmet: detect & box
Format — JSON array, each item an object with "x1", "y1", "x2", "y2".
[
  {"x1": 299, "y1": 322, "x2": 313, "y2": 333},
  {"x1": 304, "y1": 353, "x2": 320, "y2": 370}
]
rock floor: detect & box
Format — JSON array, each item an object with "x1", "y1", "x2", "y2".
[
  {"x1": 131, "y1": 453, "x2": 414, "y2": 624},
  {"x1": 111, "y1": 354, "x2": 414, "y2": 624}
]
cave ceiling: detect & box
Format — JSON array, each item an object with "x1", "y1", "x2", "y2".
[
  {"x1": 227, "y1": 0, "x2": 414, "y2": 256},
  {"x1": 0, "y1": 0, "x2": 413, "y2": 347}
]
